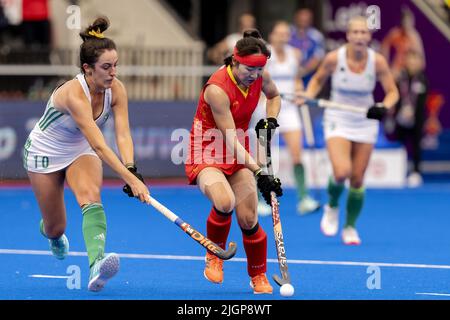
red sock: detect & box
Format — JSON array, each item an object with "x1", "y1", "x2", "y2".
[
  {"x1": 206, "y1": 207, "x2": 232, "y2": 249},
  {"x1": 242, "y1": 225, "x2": 267, "y2": 277}
]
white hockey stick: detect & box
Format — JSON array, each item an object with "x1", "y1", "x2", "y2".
[{"x1": 280, "y1": 93, "x2": 367, "y2": 115}]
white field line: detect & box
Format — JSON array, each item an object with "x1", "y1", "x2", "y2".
[
  {"x1": 416, "y1": 292, "x2": 450, "y2": 297},
  {"x1": 29, "y1": 275, "x2": 70, "y2": 279},
  {"x1": 2, "y1": 248, "x2": 450, "y2": 270}
]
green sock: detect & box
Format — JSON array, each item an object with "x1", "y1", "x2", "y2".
[
  {"x1": 345, "y1": 187, "x2": 365, "y2": 227},
  {"x1": 82, "y1": 203, "x2": 107, "y2": 267},
  {"x1": 294, "y1": 163, "x2": 308, "y2": 199},
  {"x1": 328, "y1": 176, "x2": 345, "y2": 208}
]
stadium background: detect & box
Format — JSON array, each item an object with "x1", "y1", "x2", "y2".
[
  {"x1": 0, "y1": 0, "x2": 449, "y2": 184},
  {"x1": 0, "y1": 0, "x2": 450, "y2": 302}
]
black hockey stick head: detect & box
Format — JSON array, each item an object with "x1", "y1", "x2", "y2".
[
  {"x1": 273, "y1": 274, "x2": 291, "y2": 287},
  {"x1": 213, "y1": 241, "x2": 237, "y2": 260}
]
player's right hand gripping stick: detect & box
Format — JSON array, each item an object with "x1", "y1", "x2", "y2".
[
  {"x1": 254, "y1": 168, "x2": 283, "y2": 205},
  {"x1": 123, "y1": 164, "x2": 145, "y2": 197}
]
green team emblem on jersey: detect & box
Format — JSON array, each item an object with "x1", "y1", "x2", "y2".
[{"x1": 23, "y1": 137, "x2": 32, "y2": 169}]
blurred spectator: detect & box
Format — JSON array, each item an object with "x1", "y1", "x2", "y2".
[
  {"x1": 0, "y1": 0, "x2": 22, "y2": 26},
  {"x1": 384, "y1": 50, "x2": 428, "y2": 187},
  {"x1": 381, "y1": 7, "x2": 425, "y2": 81},
  {"x1": 21, "y1": 0, "x2": 53, "y2": 99},
  {"x1": 0, "y1": 0, "x2": 23, "y2": 49},
  {"x1": 288, "y1": 7, "x2": 325, "y2": 87},
  {"x1": 0, "y1": 4, "x2": 9, "y2": 47},
  {"x1": 0, "y1": 4, "x2": 7, "y2": 29},
  {"x1": 21, "y1": 0, "x2": 51, "y2": 53},
  {"x1": 207, "y1": 13, "x2": 255, "y2": 65},
  {"x1": 0, "y1": 0, "x2": 25, "y2": 99}
]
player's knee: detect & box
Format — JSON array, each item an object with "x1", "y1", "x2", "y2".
[
  {"x1": 213, "y1": 194, "x2": 235, "y2": 214},
  {"x1": 237, "y1": 213, "x2": 257, "y2": 231},
  {"x1": 334, "y1": 168, "x2": 351, "y2": 182},
  {"x1": 350, "y1": 176, "x2": 364, "y2": 188},
  {"x1": 76, "y1": 186, "x2": 101, "y2": 205}
]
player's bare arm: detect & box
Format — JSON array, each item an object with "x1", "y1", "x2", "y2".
[
  {"x1": 66, "y1": 91, "x2": 149, "y2": 202},
  {"x1": 262, "y1": 70, "x2": 281, "y2": 119},
  {"x1": 111, "y1": 78, "x2": 135, "y2": 166}
]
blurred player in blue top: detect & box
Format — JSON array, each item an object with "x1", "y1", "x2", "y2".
[{"x1": 289, "y1": 8, "x2": 325, "y2": 86}]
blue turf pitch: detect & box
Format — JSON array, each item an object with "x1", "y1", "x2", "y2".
[{"x1": 1, "y1": 184, "x2": 450, "y2": 300}]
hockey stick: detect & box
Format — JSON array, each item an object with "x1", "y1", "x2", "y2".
[
  {"x1": 299, "y1": 104, "x2": 315, "y2": 150},
  {"x1": 147, "y1": 195, "x2": 237, "y2": 260},
  {"x1": 298, "y1": 104, "x2": 322, "y2": 204},
  {"x1": 280, "y1": 93, "x2": 367, "y2": 114},
  {"x1": 258, "y1": 135, "x2": 291, "y2": 286}
]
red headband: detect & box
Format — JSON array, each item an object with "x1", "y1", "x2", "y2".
[{"x1": 233, "y1": 47, "x2": 268, "y2": 67}]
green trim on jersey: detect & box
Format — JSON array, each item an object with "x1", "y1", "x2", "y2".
[
  {"x1": 23, "y1": 137, "x2": 32, "y2": 170},
  {"x1": 39, "y1": 107, "x2": 64, "y2": 131}
]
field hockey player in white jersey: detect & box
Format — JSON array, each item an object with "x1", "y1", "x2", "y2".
[
  {"x1": 23, "y1": 16, "x2": 151, "y2": 291},
  {"x1": 252, "y1": 21, "x2": 320, "y2": 216},
  {"x1": 300, "y1": 16, "x2": 399, "y2": 245}
]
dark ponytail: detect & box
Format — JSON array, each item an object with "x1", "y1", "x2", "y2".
[
  {"x1": 242, "y1": 28, "x2": 262, "y2": 39},
  {"x1": 224, "y1": 28, "x2": 270, "y2": 66},
  {"x1": 79, "y1": 16, "x2": 117, "y2": 73}
]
